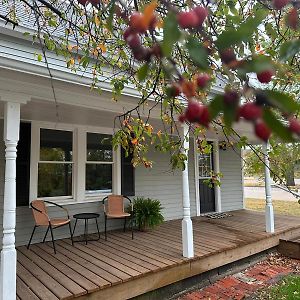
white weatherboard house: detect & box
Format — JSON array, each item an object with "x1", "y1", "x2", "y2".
[{"x1": 0, "y1": 12, "x2": 283, "y2": 300}]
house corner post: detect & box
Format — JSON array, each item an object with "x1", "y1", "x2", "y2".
[
  {"x1": 1, "y1": 102, "x2": 20, "y2": 300},
  {"x1": 181, "y1": 124, "x2": 194, "y2": 258},
  {"x1": 263, "y1": 141, "x2": 274, "y2": 233},
  {"x1": 213, "y1": 140, "x2": 222, "y2": 213}
]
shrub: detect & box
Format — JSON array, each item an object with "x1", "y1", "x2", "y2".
[{"x1": 132, "y1": 197, "x2": 164, "y2": 230}]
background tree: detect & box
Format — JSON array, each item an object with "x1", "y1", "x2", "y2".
[
  {"x1": 0, "y1": 0, "x2": 299, "y2": 176},
  {"x1": 245, "y1": 142, "x2": 300, "y2": 186}
]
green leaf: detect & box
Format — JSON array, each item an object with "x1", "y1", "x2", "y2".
[
  {"x1": 106, "y1": 0, "x2": 116, "y2": 32},
  {"x1": 37, "y1": 53, "x2": 43, "y2": 62},
  {"x1": 186, "y1": 37, "x2": 209, "y2": 69},
  {"x1": 223, "y1": 104, "x2": 236, "y2": 127},
  {"x1": 265, "y1": 90, "x2": 300, "y2": 114},
  {"x1": 244, "y1": 55, "x2": 274, "y2": 73},
  {"x1": 265, "y1": 23, "x2": 277, "y2": 39},
  {"x1": 279, "y1": 39, "x2": 300, "y2": 61},
  {"x1": 263, "y1": 109, "x2": 293, "y2": 142},
  {"x1": 162, "y1": 12, "x2": 181, "y2": 57},
  {"x1": 237, "y1": 136, "x2": 248, "y2": 149},
  {"x1": 208, "y1": 95, "x2": 225, "y2": 119},
  {"x1": 137, "y1": 63, "x2": 149, "y2": 81},
  {"x1": 216, "y1": 9, "x2": 268, "y2": 50}
]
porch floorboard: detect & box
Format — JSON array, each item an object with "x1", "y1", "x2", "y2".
[{"x1": 16, "y1": 210, "x2": 300, "y2": 300}]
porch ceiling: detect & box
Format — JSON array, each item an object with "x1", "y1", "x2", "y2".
[{"x1": 0, "y1": 67, "x2": 260, "y2": 142}]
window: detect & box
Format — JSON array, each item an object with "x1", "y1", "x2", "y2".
[
  {"x1": 38, "y1": 129, "x2": 73, "y2": 197},
  {"x1": 16, "y1": 122, "x2": 31, "y2": 206},
  {"x1": 121, "y1": 148, "x2": 135, "y2": 196},
  {"x1": 85, "y1": 133, "x2": 113, "y2": 196},
  {"x1": 198, "y1": 153, "x2": 212, "y2": 178}
]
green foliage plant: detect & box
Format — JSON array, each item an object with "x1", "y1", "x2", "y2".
[{"x1": 132, "y1": 197, "x2": 164, "y2": 231}]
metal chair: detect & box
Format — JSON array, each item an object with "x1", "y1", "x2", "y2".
[
  {"x1": 27, "y1": 200, "x2": 73, "y2": 254},
  {"x1": 102, "y1": 195, "x2": 134, "y2": 240}
]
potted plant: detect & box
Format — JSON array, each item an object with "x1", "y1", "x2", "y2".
[{"x1": 132, "y1": 197, "x2": 164, "y2": 231}]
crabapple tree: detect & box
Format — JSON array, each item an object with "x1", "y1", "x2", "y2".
[{"x1": 1, "y1": 0, "x2": 300, "y2": 173}]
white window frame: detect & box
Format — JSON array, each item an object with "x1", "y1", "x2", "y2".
[
  {"x1": 85, "y1": 131, "x2": 114, "y2": 199},
  {"x1": 29, "y1": 121, "x2": 121, "y2": 205},
  {"x1": 194, "y1": 138, "x2": 222, "y2": 216}
]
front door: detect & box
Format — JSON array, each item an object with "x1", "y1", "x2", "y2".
[{"x1": 198, "y1": 146, "x2": 215, "y2": 214}]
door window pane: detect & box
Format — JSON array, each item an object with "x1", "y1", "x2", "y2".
[
  {"x1": 199, "y1": 154, "x2": 212, "y2": 178},
  {"x1": 40, "y1": 129, "x2": 72, "y2": 161},
  {"x1": 87, "y1": 133, "x2": 112, "y2": 162},
  {"x1": 38, "y1": 163, "x2": 72, "y2": 197},
  {"x1": 86, "y1": 164, "x2": 112, "y2": 194}
]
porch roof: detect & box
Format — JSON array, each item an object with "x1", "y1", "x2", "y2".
[{"x1": 16, "y1": 209, "x2": 300, "y2": 300}]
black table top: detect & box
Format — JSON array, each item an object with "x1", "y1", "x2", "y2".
[{"x1": 73, "y1": 213, "x2": 100, "y2": 219}]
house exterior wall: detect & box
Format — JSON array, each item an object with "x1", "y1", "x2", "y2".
[
  {"x1": 135, "y1": 141, "x2": 197, "y2": 220},
  {"x1": 219, "y1": 147, "x2": 244, "y2": 212},
  {"x1": 0, "y1": 119, "x2": 198, "y2": 247},
  {"x1": 0, "y1": 119, "x2": 123, "y2": 247},
  {"x1": 0, "y1": 116, "x2": 244, "y2": 247}
]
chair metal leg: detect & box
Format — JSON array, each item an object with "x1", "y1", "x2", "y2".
[
  {"x1": 84, "y1": 219, "x2": 88, "y2": 245},
  {"x1": 105, "y1": 214, "x2": 107, "y2": 241},
  {"x1": 68, "y1": 222, "x2": 74, "y2": 245},
  {"x1": 72, "y1": 218, "x2": 78, "y2": 236},
  {"x1": 42, "y1": 225, "x2": 50, "y2": 243},
  {"x1": 123, "y1": 217, "x2": 126, "y2": 232},
  {"x1": 27, "y1": 225, "x2": 37, "y2": 249},
  {"x1": 95, "y1": 218, "x2": 100, "y2": 240},
  {"x1": 49, "y1": 224, "x2": 56, "y2": 254},
  {"x1": 131, "y1": 216, "x2": 134, "y2": 240}
]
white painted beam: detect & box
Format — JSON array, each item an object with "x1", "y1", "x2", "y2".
[
  {"x1": 0, "y1": 101, "x2": 20, "y2": 300},
  {"x1": 181, "y1": 124, "x2": 194, "y2": 258},
  {"x1": 113, "y1": 146, "x2": 122, "y2": 195},
  {"x1": 213, "y1": 140, "x2": 222, "y2": 213},
  {"x1": 263, "y1": 141, "x2": 274, "y2": 233}
]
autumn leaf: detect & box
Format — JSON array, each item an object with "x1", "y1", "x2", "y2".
[
  {"x1": 131, "y1": 138, "x2": 138, "y2": 145},
  {"x1": 157, "y1": 130, "x2": 162, "y2": 138},
  {"x1": 94, "y1": 14, "x2": 100, "y2": 26},
  {"x1": 97, "y1": 43, "x2": 106, "y2": 53},
  {"x1": 142, "y1": 0, "x2": 157, "y2": 28},
  {"x1": 181, "y1": 80, "x2": 197, "y2": 98}
]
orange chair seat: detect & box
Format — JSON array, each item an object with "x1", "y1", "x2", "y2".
[
  {"x1": 50, "y1": 218, "x2": 70, "y2": 227},
  {"x1": 106, "y1": 212, "x2": 131, "y2": 218}
]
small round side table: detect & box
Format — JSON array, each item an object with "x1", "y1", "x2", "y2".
[{"x1": 72, "y1": 213, "x2": 100, "y2": 244}]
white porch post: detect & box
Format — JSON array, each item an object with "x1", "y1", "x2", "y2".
[
  {"x1": 181, "y1": 124, "x2": 194, "y2": 258},
  {"x1": 0, "y1": 102, "x2": 20, "y2": 300},
  {"x1": 263, "y1": 141, "x2": 274, "y2": 233},
  {"x1": 213, "y1": 140, "x2": 222, "y2": 213}
]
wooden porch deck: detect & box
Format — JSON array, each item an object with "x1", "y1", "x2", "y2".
[{"x1": 16, "y1": 210, "x2": 300, "y2": 300}]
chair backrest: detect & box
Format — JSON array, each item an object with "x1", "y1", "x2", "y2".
[
  {"x1": 31, "y1": 200, "x2": 49, "y2": 226},
  {"x1": 107, "y1": 195, "x2": 124, "y2": 214}
]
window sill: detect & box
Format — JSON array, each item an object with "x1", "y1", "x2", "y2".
[{"x1": 40, "y1": 195, "x2": 111, "y2": 207}]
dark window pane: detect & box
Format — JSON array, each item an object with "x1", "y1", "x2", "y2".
[
  {"x1": 38, "y1": 163, "x2": 72, "y2": 197},
  {"x1": 121, "y1": 148, "x2": 135, "y2": 196},
  {"x1": 40, "y1": 129, "x2": 72, "y2": 161},
  {"x1": 86, "y1": 164, "x2": 112, "y2": 194},
  {"x1": 16, "y1": 122, "x2": 31, "y2": 207},
  {"x1": 87, "y1": 133, "x2": 112, "y2": 162},
  {"x1": 199, "y1": 154, "x2": 212, "y2": 178}
]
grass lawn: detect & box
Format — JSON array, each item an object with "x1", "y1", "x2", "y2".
[
  {"x1": 245, "y1": 198, "x2": 300, "y2": 217},
  {"x1": 258, "y1": 275, "x2": 300, "y2": 300}
]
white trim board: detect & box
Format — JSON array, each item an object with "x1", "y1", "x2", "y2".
[
  {"x1": 194, "y1": 138, "x2": 221, "y2": 216},
  {"x1": 29, "y1": 120, "x2": 120, "y2": 205}
]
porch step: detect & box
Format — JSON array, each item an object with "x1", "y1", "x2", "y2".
[{"x1": 278, "y1": 236, "x2": 300, "y2": 259}]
